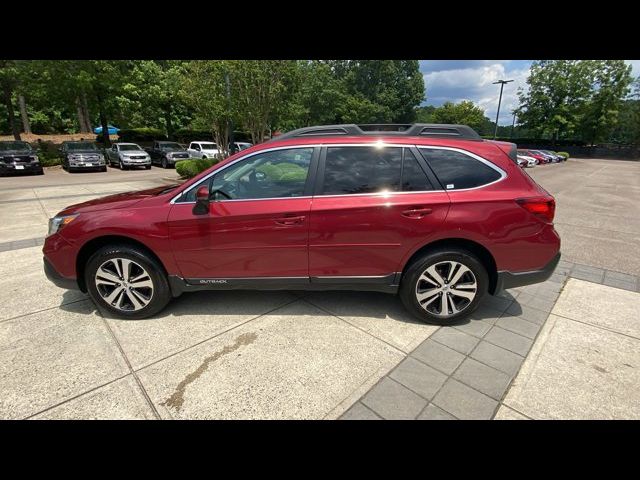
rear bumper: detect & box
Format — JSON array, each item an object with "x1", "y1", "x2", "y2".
[
  {"x1": 43, "y1": 256, "x2": 79, "y2": 290},
  {"x1": 495, "y1": 252, "x2": 561, "y2": 291}
]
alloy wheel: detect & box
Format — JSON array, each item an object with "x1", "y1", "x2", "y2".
[
  {"x1": 94, "y1": 258, "x2": 154, "y2": 311},
  {"x1": 415, "y1": 261, "x2": 477, "y2": 317}
]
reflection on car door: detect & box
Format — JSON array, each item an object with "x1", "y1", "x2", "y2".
[
  {"x1": 309, "y1": 146, "x2": 450, "y2": 281},
  {"x1": 167, "y1": 146, "x2": 319, "y2": 281}
]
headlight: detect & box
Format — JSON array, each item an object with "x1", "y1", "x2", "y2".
[
  {"x1": 31, "y1": 155, "x2": 40, "y2": 163},
  {"x1": 166, "y1": 152, "x2": 173, "y2": 159},
  {"x1": 48, "y1": 214, "x2": 79, "y2": 236}
]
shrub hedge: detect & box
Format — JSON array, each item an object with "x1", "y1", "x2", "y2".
[
  {"x1": 555, "y1": 151, "x2": 570, "y2": 159},
  {"x1": 33, "y1": 140, "x2": 62, "y2": 166},
  {"x1": 175, "y1": 158, "x2": 219, "y2": 179},
  {"x1": 118, "y1": 128, "x2": 167, "y2": 142}
]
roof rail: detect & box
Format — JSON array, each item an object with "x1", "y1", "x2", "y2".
[{"x1": 271, "y1": 123, "x2": 482, "y2": 142}]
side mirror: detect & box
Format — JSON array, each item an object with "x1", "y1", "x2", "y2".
[{"x1": 192, "y1": 186, "x2": 210, "y2": 215}]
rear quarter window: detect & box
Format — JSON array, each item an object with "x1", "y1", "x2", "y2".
[{"x1": 419, "y1": 148, "x2": 503, "y2": 190}]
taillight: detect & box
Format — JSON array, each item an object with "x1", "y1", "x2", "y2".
[{"x1": 516, "y1": 196, "x2": 556, "y2": 223}]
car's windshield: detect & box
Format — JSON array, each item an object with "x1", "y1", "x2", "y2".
[
  {"x1": 119, "y1": 144, "x2": 142, "y2": 151},
  {"x1": 67, "y1": 142, "x2": 99, "y2": 151},
  {"x1": 200, "y1": 143, "x2": 217, "y2": 150},
  {"x1": 0, "y1": 141, "x2": 31, "y2": 152},
  {"x1": 159, "y1": 143, "x2": 184, "y2": 151}
]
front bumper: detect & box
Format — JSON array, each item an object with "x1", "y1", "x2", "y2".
[
  {"x1": 122, "y1": 159, "x2": 151, "y2": 166},
  {"x1": 43, "y1": 256, "x2": 79, "y2": 290},
  {"x1": 69, "y1": 160, "x2": 105, "y2": 168},
  {"x1": 0, "y1": 162, "x2": 43, "y2": 173},
  {"x1": 495, "y1": 252, "x2": 561, "y2": 291}
]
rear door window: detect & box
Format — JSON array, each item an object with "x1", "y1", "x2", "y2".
[
  {"x1": 320, "y1": 146, "x2": 402, "y2": 195},
  {"x1": 419, "y1": 148, "x2": 502, "y2": 190}
]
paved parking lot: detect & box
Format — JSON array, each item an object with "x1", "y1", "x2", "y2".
[{"x1": 0, "y1": 158, "x2": 638, "y2": 419}]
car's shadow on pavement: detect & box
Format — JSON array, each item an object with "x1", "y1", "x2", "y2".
[{"x1": 58, "y1": 288, "x2": 519, "y2": 328}]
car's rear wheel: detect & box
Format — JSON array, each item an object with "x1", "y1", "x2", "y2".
[
  {"x1": 162, "y1": 158, "x2": 168, "y2": 168},
  {"x1": 399, "y1": 248, "x2": 488, "y2": 325},
  {"x1": 85, "y1": 245, "x2": 171, "y2": 319}
]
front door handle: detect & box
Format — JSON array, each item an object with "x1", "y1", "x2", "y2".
[
  {"x1": 275, "y1": 215, "x2": 306, "y2": 226},
  {"x1": 401, "y1": 207, "x2": 433, "y2": 218}
]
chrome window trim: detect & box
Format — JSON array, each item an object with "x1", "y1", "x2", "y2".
[
  {"x1": 170, "y1": 142, "x2": 507, "y2": 204},
  {"x1": 170, "y1": 145, "x2": 321, "y2": 204},
  {"x1": 417, "y1": 146, "x2": 507, "y2": 191}
]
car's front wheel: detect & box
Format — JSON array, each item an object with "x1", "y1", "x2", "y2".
[
  {"x1": 85, "y1": 244, "x2": 171, "y2": 319},
  {"x1": 399, "y1": 248, "x2": 488, "y2": 325}
]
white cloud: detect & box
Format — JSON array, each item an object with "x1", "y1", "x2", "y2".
[
  {"x1": 625, "y1": 60, "x2": 640, "y2": 77},
  {"x1": 422, "y1": 62, "x2": 530, "y2": 125}
]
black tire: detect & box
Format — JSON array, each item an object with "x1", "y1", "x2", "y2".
[
  {"x1": 101, "y1": 166, "x2": 107, "y2": 172},
  {"x1": 119, "y1": 160, "x2": 126, "y2": 170},
  {"x1": 399, "y1": 248, "x2": 489, "y2": 325},
  {"x1": 145, "y1": 165, "x2": 151, "y2": 170},
  {"x1": 202, "y1": 155, "x2": 207, "y2": 160},
  {"x1": 162, "y1": 158, "x2": 168, "y2": 168},
  {"x1": 37, "y1": 169, "x2": 44, "y2": 175},
  {"x1": 85, "y1": 244, "x2": 171, "y2": 319}
]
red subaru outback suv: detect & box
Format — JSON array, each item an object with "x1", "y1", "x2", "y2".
[{"x1": 43, "y1": 124, "x2": 560, "y2": 325}]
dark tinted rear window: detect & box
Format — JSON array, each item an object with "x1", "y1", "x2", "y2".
[
  {"x1": 419, "y1": 148, "x2": 502, "y2": 190},
  {"x1": 322, "y1": 146, "x2": 402, "y2": 195}
]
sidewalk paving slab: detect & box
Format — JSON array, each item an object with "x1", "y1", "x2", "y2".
[
  {"x1": 0, "y1": 300, "x2": 129, "y2": 419},
  {"x1": 503, "y1": 313, "x2": 640, "y2": 419},
  {"x1": 31, "y1": 376, "x2": 156, "y2": 420},
  {"x1": 136, "y1": 300, "x2": 404, "y2": 420}
]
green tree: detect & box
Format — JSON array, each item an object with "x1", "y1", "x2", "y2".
[
  {"x1": 331, "y1": 60, "x2": 425, "y2": 123},
  {"x1": 0, "y1": 60, "x2": 22, "y2": 140},
  {"x1": 578, "y1": 60, "x2": 633, "y2": 145},
  {"x1": 517, "y1": 60, "x2": 593, "y2": 143},
  {"x1": 179, "y1": 61, "x2": 234, "y2": 155},
  {"x1": 229, "y1": 60, "x2": 301, "y2": 144},
  {"x1": 431, "y1": 101, "x2": 488, "y2": 131},
  {"x1": 288, "y1": 61, "x2": 345, "y2": 127},
  {"x1": 117, "y1": 60, "x2": 189, "y2": 138},
  {"x1": 415, "y1": 105, "x2": 437, "y2": 123}
]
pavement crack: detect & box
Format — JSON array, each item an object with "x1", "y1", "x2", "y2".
[{"x1": 161, "y1": 332, "x2": 257, "y2": 412}]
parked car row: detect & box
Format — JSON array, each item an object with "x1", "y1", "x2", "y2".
[
  {"x1": 0, "y1": 139, "x2": 255, "y2": 176},
  {"x1": 516, "y1": 149, "x2": 567, "y2": 168}
]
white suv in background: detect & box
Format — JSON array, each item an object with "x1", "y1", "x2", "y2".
[{"x1": 187, "y1": 141, "x2": 220, "y2": 159}]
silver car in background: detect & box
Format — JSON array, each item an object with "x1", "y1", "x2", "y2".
[{"x1": 106, "y1": 143, "x2": 151, "y2": 170}]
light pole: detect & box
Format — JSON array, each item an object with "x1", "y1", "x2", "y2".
[
  {"x1": 493, "y1": 79, "x2": 513, "y2": 140},
  {"x1": 510, "y1": 111, "x2": 517, "y2": 139}
]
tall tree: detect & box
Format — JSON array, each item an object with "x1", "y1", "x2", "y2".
[
  {"x1": 431, "y1": 101, "x2": 488, "y2": 131},
  {"x1": 229, "y1": 60, "x2": 301, "y2": 144},
  {"x1": 332, "y1": 60, "x2": 425, "y2": 123},
  {"x1": 578, "y1": 60, "x2": 633, "y2": 145},
  {"x1": 118, "y1": 60, "x2": 188, "y2": 138},
  {"x1": 517, "y1": 60, "x2": 593, "y2": 143},
  {"x1": 0, "y1": 60, "x2": 21, "y2": 140},
  {"x1": 179, "y1": 61, "x2": 234, "y2": 156}
]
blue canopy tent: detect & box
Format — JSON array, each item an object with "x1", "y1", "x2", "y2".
[{"x1": 94, "y1": 125, "x2": 119, "y2": 135}]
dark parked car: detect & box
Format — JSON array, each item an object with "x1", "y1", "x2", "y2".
[
  {"x1": 60, "y1": 141, "x2": 107, "y2": 172},
  {"x1": 43, "y1": 123, "x2": 560, "y2": 325},
  {"x1": 0, "y1": 141, "x2": 43, "y2": 176},
  {"x1": 145, "y1": 141, "x2": 190, "y2": 168}
]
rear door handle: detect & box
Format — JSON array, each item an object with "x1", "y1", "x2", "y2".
[
  {"x1": 275, "y1": 215, "x2": 306, "y2": 226},
  {"x1": 401, "y1": 207, "x2": 433, "y2": 218}
]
